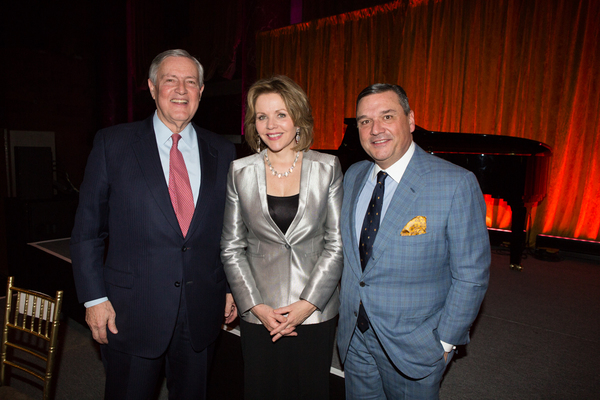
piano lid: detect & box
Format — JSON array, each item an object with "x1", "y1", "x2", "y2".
[
  {"x1": 333, "y1": 119, "x2": 552, "y2": 205},
  {"x1": 412, "y1": 125, "x2": 552, "y2": 157}
]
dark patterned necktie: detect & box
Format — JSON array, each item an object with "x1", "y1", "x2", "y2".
[
  {"x1": 357, "y1": 170, "x2": 387, "y2": 333},
  {"x1": 359, "y1": 171, "x2": 387, "y2": 270}
]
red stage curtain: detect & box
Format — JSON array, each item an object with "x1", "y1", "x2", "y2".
[{"x1": 255, "y1": 0, "x2": 600, "y2": 243}]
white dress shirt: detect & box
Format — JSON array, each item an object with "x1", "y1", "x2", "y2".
[{"x1": 153, "y1": 112, "x2": 201, "y2": 206}]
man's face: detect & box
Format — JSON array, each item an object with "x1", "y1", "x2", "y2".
[
  {"x1": 148, "y1": 56, "x2": 204, "y2": 133},
  {"x1": 356, "y1": 91, "x2": 415, "y2": 170}
]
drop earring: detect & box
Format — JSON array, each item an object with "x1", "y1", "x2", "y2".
[{"x1": 295, "y1": 128, "x2": 300, "y2": 144}]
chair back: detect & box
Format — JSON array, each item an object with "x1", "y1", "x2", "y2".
[{"x1": 0, "y1": 277, "x2": 63, "y2": 400}]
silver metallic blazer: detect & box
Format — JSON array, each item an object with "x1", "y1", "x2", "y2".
[{"x1": 220, "y1": 150, "x2": 343, "y2": 324}]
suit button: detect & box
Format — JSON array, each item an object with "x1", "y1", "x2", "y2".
[
  {"x1": 174, "y1": 282, "x2": 181, "y2": 287},
  {"x1": 182, "y1": 246, "x2": 187, "y2": 252},
  {"x1": 284, "y1": 244, "x2": 290, "y2": 249},
  {"x1": 360, "y1": 281, "x2": 366, "y2": 287},
  {"x1": 354, "y1": 311, "x2": 358, "y2": 316}
]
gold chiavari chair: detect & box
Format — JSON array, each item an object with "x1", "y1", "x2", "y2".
[{"x1": 0, "y1": 277, "x2": 63, "y2": 400}]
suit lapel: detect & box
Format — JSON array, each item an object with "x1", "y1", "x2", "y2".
[
  {"x1": 255, "y1": 150, "x2": 285, "y2": 239},
  {"x1": 132, "y1": 116, "x2": 181, "y2": 236},
  {"x1": 286, "y1": 150, "x2": 311, "y2": 236},
  {"x1": 364, "y1": 146, "x2": 431, "y2": 275},
  {"x1": 185, "y1": 124, "x2": 217, "y2": 240},
  {"x1": 347, "y1": 162, "x2": 372, "y2": 276}
]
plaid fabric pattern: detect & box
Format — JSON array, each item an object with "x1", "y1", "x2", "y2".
[{"x1": 338, "y1": 145, "x2": 490, "y2": 380}]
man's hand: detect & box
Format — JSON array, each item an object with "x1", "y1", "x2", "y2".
[
  {"x1": 85, "y1": 300, "x2": 118, "y2": 344},
  {"x1": 224, "y1": 293, "x2": 237, "y2": 324},
  {"x1": 271, "y1": 300, "x2": 317, "y2": 342}
]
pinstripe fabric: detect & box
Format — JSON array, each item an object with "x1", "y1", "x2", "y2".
[
  {"x1": 337, "y1": 145, "x2": 490, "y2": 382},
  {"x1": 71, "y1": 115, "x2": 236, "y2": 359},
  {"x1": 169, "y1": 133, "x2": 195, "y2": 237}
]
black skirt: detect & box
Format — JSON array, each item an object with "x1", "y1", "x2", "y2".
[{"x1": 239, "y1": 316, "x2": 338, "y2": 400}]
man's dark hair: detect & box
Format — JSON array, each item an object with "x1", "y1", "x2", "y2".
[{"x1": 356, "y1": 83, "x2": 411, "y2": 115}]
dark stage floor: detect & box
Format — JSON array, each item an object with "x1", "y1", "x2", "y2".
[{"x1": 1, "y1": 240, "x2": 598, "y2": 399}]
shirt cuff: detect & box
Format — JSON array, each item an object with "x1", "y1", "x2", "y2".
[
  {"x1": 440, "y1": 340, "x2": 456, "y2": 353},
  {"x1": 84, "y1": 297, "x2": 108, "y2": 308}
]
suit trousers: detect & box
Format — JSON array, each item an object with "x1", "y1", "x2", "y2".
[
  {"x1": 101, "y1": 295, "x2": 214, "y2": 400},
  {"x1": 344, "y1": 325, "x2": 453, "y2": 400}
]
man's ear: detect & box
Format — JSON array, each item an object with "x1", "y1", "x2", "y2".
[{"x1": 148, "y1": 79, "x2": 156, "y2": 100}]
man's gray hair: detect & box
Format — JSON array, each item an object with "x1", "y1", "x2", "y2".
[{"x1": 148, "y1": 49, "x2": 204, "y2": 87}]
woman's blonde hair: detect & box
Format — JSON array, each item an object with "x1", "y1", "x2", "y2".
[{"x1": 244, "y1": 75, "x2": 314, "y2": 152}]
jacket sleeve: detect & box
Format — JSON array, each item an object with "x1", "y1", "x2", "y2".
[
  {"x1": 70, "y1": 131, "x2": 110, "y2": 303},
  {"x1": 220, "y1": 164, "x2": 264, "y2": 315},
  {"x1": 437, "y1": 171, "x2": 491, "y2": 345}
]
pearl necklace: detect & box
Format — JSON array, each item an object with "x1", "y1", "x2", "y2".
[{"x1": 265, "y1": 151, "x2": 300, "y2": 178}]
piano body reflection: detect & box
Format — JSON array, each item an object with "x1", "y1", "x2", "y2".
[{"x1": 328, "y1": 119, "x2": 552, "y2": 269}]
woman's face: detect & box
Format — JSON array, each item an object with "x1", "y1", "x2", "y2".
[{"x1": 255, "y1": 93, "x2": 297, "y2": 154}]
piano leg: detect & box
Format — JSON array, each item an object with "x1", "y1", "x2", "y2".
[{"x1": 508, "y1": 202, "x2": 527, "y2": 271}]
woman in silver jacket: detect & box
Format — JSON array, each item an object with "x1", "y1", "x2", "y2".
[{"x1": 220, "y1": 75, "x2": 343, "y2": 400}]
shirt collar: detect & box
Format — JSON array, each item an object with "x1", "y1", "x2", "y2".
[
  {"x1": 153, "y1": 111, "x2": 196, "y2": 149},
  {"x1": 371, "y1": 140, "x2": 416, "y2": 183}
]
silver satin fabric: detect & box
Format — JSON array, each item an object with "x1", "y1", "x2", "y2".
[{"x1": 220, "y1": 150, "x2": 344, "y2": 325}]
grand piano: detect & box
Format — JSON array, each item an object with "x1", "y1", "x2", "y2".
[{"x1": 331, "y1": 119, "x2": 552, "y2": 270}]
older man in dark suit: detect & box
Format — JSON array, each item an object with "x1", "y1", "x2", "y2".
[{"x1": 71, "y1": 49, "x2": 236, "y2": 399}]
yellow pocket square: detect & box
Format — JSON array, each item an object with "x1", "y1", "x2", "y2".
[{"x1": 401, "y1": 216, "x2": 427, "y2": 236}]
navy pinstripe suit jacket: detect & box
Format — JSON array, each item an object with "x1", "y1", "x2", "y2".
[{"x1": 70, "y1": 115, "x2": 235, "y2": 358}]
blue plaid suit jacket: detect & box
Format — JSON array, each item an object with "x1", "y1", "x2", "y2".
[{"x1": 337, "y1": 144, "x2": 490, "y2": 379}]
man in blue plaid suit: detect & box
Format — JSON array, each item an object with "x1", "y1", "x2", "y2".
[{"x1": 337, "y1": 83, "x2": 490, "y2": 399}]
